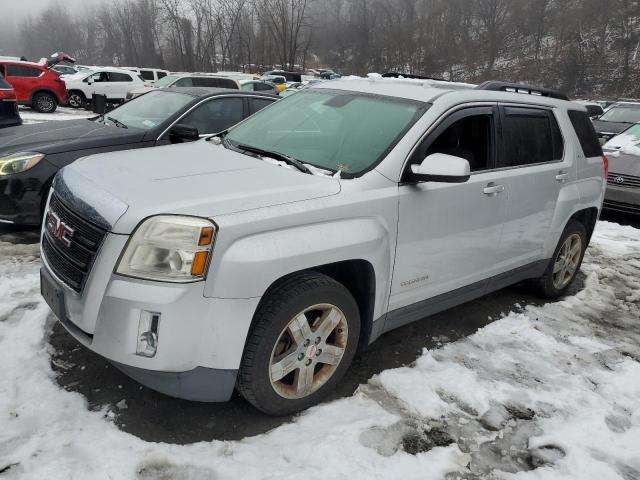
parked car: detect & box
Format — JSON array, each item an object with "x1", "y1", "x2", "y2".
[
  {"x1": 0, "y1": 73, "x2": 21, "y2": 128},
  {"x1": 264, "y1": 70, "x2": 302, "y2": 83},
  {"x1": 64, "y1": 68, "x2": 145, "y2": 108},
  {"x1": 576, "y1": 100, "x2": 604, "y2": 119},
  {"x1": 591, "y1": 101, "x2": 640, "y2": 144},
  {"x1": 262, "y1": 75, "x2": 287, "y2": 92},
  {"x1": 0, "y1": 88, "x2": 276, "y2": 224},
  {"x1": 39, "y1": 79, "x2": 605, "y2": 415},
  {"x1": 602, "y1": 123, "x2": 640, "y2": 214},
  {"x1": 239, "y1": 79, "x2": 278, "y2": 95},
  {"x1": 0, "y1": 57, "x2": 69, "y2": 113},
  {"x1": 126, "y1": 74, "x2": 242, "y2": 100},
  {"x1": 121, "y1": 67, "x2": 170, "y2": 84},
  {"x1": 51, "y1": 64, "x2": 80, "y2": 76}
]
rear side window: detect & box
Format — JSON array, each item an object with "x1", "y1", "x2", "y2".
[
  {"x1": 157, "y1": 71, "x2": 167, "y2": 79},
  {"x1": 255, "y1": 82, "x2": 274, "y2": 91},
  {"x1": 108, "y1": 72, "x2": 133, "y2": 82},
  {"x1": 567, "y1": 110, "x2": 603, "y2": 158},
  {"x1": 250, "y1": 97, "x2": 275, "y2": 114},
  {"x1": 500, "y1": 107, "x2": 563, "y2": 167},
  {"x1": 7, "y1": 65, "x2": 42, "y2": 77},
  {"x1": 140, "y1": 70, "x2": 155, "y2": 81}
]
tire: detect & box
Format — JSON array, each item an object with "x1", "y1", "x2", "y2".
[
  {"x1": 32, "y1": 92, "x2": 57, "y2": 113},
  {"x1": 237, "y1": 272, "x2": 360, "y2": 416},
  {"x1": 67, "y1": 91, "x2": 85, "y2": 109},
  {"x1": 534, "y1": 220, "x2": 587, "y2": 299}
]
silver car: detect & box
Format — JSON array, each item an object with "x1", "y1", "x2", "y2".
[
  {"x1": 603, "y1": 124, "x2": 640, "y2": 215},
  {"x1": 40, "y1": 79, "x2": 606, "y2": 415}
]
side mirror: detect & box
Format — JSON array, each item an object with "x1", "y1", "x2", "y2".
[
  {"x1": 407, "y1": 153, "x2": 471, "y2": 183},
  {"x1": 169, "y1": 123, "x2": 199, "y2": 142}
]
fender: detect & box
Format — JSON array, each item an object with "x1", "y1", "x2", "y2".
[{"x1": 204, "y1": 217, "x2": 392, "y2": 321}]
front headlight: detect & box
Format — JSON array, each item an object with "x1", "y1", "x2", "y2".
[
  {"x1": 116, "y1": 215, "x2": 217, "y2": 283},
  {"x1": 0, "y1": 152, "x2": 45, "y2": 176}
]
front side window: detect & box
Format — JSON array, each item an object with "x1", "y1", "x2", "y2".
[
  {"x1": 599, "y1": 105, "x2": 640, "y2": 124},
  {"x1": 241, "y1": 82, "x2": 254, "y2": 92},
  {"x1": 225, "y1": 89, "x2": 427, "y2": 176},
  {"x1": 180, "y1": 97, "x2": 244, "y2": 135},
  {"x1": 173, "y1": 77, "x2": 194, "y2": 87},
  {"x1": 500, "y1": 107, "x2": 563, "y2": 167},
  {"x1": 100, "y1": 90, "x2": 193, "y2": 130},
  {"x1": 140, "y1": 70, "x2": 155, "y2": 81},
  {"x1": 423, "y1": 114, "x2": 493, "y2": 172},
  {"x1": 157, "y1": 71, "x2": 167, "y2": 79}
]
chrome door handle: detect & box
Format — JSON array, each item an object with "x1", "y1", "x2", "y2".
[
  {"x1": 556, "y1": 171, "x2": 569, "y2": 182},
  {"x1": 483, "y1": 183, "x2": 505, "y2": 195}
]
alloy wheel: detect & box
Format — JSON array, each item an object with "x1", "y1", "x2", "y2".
[
  {"x1": 552, "y1": 233, "x2": 582, "y2": 289},
  {"x1": 36, "y1": 95, "x2": 54, "y2": 113},
  {"x1": 269, "y1": 303, "x2": 348, "y2": 399},
  {"x1": 68, "y1": 94, "x2": 83, "y2": 108}
]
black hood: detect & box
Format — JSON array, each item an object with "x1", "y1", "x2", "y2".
[
  {"x1": 591, "y1": 119, "x2": 632, "y2": 136},
  {"x1": 0, "y1": 119, "x2": 146, "y2": 156}
]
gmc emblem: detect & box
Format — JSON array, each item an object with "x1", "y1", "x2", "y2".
[{"x1": 46, "y1": 211, "x2": 74, "y2": 248}]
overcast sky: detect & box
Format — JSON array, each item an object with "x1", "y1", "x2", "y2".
[{"x1": 7, "y1": 0, "x2": 98, "y2": 19}]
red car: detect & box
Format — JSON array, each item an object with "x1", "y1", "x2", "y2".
[
  {"x1": 0, "y1": 73, "x2": 21, "y2": 127},
  {"x1": 0, "y1": 53, "x2": 74, "y2": 113}
]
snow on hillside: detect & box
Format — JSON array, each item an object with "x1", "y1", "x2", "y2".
[{"x1": 0, "y1": 221, "x2": 639, "y2": 479}]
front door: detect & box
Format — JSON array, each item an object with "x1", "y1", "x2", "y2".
[{"x1": 390, "y1": 105, "x2": 507, "y2": 316}]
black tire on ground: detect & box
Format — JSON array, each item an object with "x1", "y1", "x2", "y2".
[
  {"x1": 534, "y1": 220, "x2": 587, "y2": 299},
  {"x1": 237, "y1": 272, "x2": 360, "y2": 416},
  {"x1": 67, "y1": 91, "x2": 86, "y2": 109},
  {"x1": 32, "y1": 92, "x2": 58, "y2": 113}
]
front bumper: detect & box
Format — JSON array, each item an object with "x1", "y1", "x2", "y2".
[
  {"x1": 0, "y1": 160, "x2": 57, "y2": 225},
  {"x1": 41, "y1": 231, "x2": 261, "y2": 402},
  {"x1": 604, "y1": 184, "x2": 640, "y2": 215}
]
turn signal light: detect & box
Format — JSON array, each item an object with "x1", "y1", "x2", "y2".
[{"x1": 191, "y1": 251, "x2": 209, "y2": 276}]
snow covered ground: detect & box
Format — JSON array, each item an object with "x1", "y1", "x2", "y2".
[
  {"x1": 19, "y1": 106, "x2": 93, "y2": 124},
  {"x1": 0, "y1": 221, "x2": 639, "y2": 479}
]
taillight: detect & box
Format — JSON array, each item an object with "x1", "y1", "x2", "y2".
[{"x1": 602, "y1": 155, "x2": 609, "y2": 178}]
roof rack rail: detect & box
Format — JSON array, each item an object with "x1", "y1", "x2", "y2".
[{"x1": 475, "y1": 81, "x2": 569, "y2": 101}]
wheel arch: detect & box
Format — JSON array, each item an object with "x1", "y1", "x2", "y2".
[
  {"x1": 30, "y1": 88, "x2": 61, "y2": 105},
  {"x1": 567, "y1": 207, "x2": 598, "y2": 242},
  {"x1": 255, "y1": 260, "x2": 377, "y2": 350}
]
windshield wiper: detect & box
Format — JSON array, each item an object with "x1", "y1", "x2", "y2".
[
  {"x1": 235, "y1": 144, "x2": 312, "y2": 174},
  {"x1": 106, "y1": 116, "x2": 128, "y2": 129}
]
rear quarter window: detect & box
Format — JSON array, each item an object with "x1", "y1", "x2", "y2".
[{"x1": 567, "y1": 110, "x2": 603, "y2": 158}]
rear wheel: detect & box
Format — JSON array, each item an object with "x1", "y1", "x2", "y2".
[
  {"x1": 237, "y1": 272, "x2": 360, "y2": 415},
  {"x1": 534, "y1": 220, "x2": 587, "y2": 299},
  {"x1": 32, "y1": 92, "x2": 57, "y2": 113},
  {"x1": 67, "y1": 91, "x2": 85, "y2": 109}
]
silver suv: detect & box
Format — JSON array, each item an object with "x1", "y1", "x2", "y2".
[{"x1": 40, "y1": 79, "x2": 606, "y2": 415}]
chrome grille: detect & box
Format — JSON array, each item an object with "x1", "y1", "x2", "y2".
[
  {"x1": 607, "y1": 172, "x2": 640, "y2": 189},
  {"x1": 42, "y1": 193, "x2": 107, "y2": 293}
]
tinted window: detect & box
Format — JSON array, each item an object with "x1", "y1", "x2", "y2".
[
  {"x1": 108, "y1": 72, "x2": 133, "y2": 82},
  {"x1": 255, "y1": 82, "x2": 274, "y2": 91},
  {"x1": 0, "y1": 74, "x2": 11, "y2": 89},
  {"x1": 423, "y1": 114, "x2": 493, "y2": 172},
  {"x1": 250, "y1": 97, "x2": 274, "y2": 114},
  {"x1": 500, "y1": 107, "x2": 563, "y2": 167},
  {"x1": 194, "y1": 77, "x2": 238, "y2": 89},
  {"x1": 7, "y1": 65, "x2": 41, "y2": 77},
  {"x1": 568, "y1": 110, "x2": 603, "y2": 158},
  {"x1": 181, "y1": 97, "x2": 243, "y2": 135},
  {"x1": 173, "y1": 77, "x2": 193, "y2": 87},
  {"x1": 140, "y1": 70, "x2": 155, "y2": 81},
  {"x1": 157, "y1": 71, "x2": 167, "y2": 79}
]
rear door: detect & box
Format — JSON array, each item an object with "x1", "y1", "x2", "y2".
[
  {"x1": 494, "y1": 105, "x2": 569, "y2": 270},
  {"x1": 5, "y1": 64, "x2": 43, "y2": 102}
]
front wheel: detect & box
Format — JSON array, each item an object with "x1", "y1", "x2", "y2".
[
  {"x1": 32, "y1": 92, "x2": 58, "y2": 113},
  {"x1": 67, "y1": 91, "x2": 85, "y2": 109},
  {"x1": 237, "y1": 272, "x2": 360, "y2": 415},
  {"x1": 534, "y1": 220, "x2": 587, "y2": 299}
]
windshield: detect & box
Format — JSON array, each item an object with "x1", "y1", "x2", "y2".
[
  {"x1": 153, "y1": 75, "x2": 178, "y2": 88},
  {"x1": 225, "y1": 89, "x2": 426, "y2": 175},
  {"x1": 599, "y1": 105, "x2": 640, "y2": 124},
  {"x1": 101, "y1": 90, "x2": 192, "y2": 130}
]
